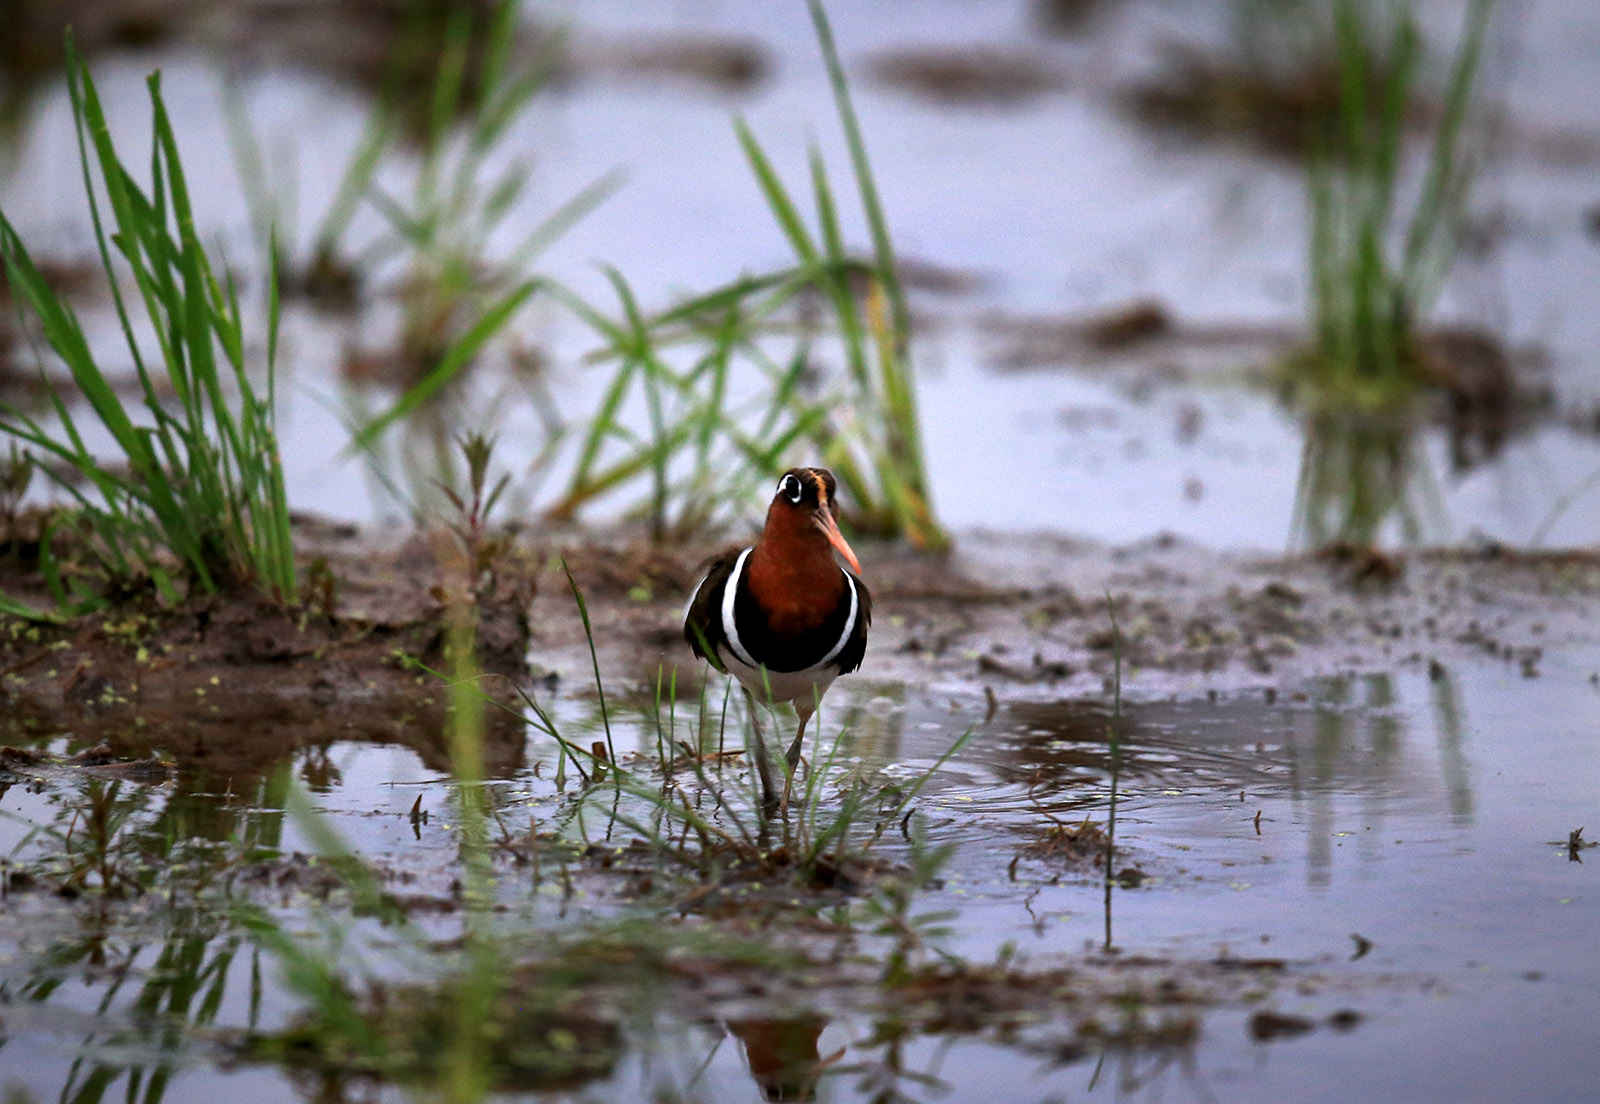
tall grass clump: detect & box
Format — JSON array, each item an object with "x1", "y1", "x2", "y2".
[
  {"x1": 314, "y1": 0, "x2": 617, "y2": 527},
  {"x1": 361, "y1": 0, "x2": 615, "y2": 385},
  {"x1": 1288, "y1": 0, "x2": 1494, "y2": 549},
  {"x1": 0, "y1": 40, "x2": 295, "y2": 605},
  {"x1": 732, "y1": 0, "x2": 941, "y2": 548},
  {"x1": 346, "y1": 0, "x2": 618, "y2": 443},
  {"x1": 546, "y1": 268, "x2": 829, "y2": 542},
  {"x1": 550, "y1": 0, "x2": 945, "y2": 549},
  {"x1": 1296, "y1": 0, "x2": 1495, "y2": 406}
]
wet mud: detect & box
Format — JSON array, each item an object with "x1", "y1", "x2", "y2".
[
  {"x1": 0, "y1": 524, "x2": 535, "y2": 779},
  {"x1": 7, "y1": 521, "x2": 1595, "y2": 781}
]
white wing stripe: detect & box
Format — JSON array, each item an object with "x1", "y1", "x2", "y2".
[
  {"x1": 812, "y1": 571, "x2": 859, "y2": 671},
  {"x1": 719, "y1": 548, "x2": 759, "y2": 669}
]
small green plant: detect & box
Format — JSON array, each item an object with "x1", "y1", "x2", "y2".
[
  {"x1": 559, "y1": 585, "x2": 973, "y2": 888},
  {"x1": 0, "y1": 441, "x2": 31, "y2": 542},
  {"x1": 349, "y1": 0, "x2": 620, "y2": 443},
  {"x1": 1296, "y1": 0, "x2": 1495, "y2": 406},
  {"x1": 1103, "y1": 594, "x2": 1122, "y2": 951},
  {"x1": 548, "y1": 0, "x2": 944, "y2": 548},
  {"x1": 0, "y1": 39, "x2": 295, "y2": 606},
  {"x1": 439, "y1": 431, "x2": 514, "y2": 602},
  {"x1": 861, "y1": 821, "x2": 960, "y2": 986},
  {"x1": 2, "y1": 778, "x2": 145, "y2": 897}
]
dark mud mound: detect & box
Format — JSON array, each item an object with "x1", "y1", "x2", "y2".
[{"x1": 0, "y1": 533, "x2": 535, "y2": 780}]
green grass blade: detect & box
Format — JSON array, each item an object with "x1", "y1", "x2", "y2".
[
  {"x1": 734, "y1": 118, "x2": 820, "y2": 267},
  {"x1": 351, "y1": 279, "x2": 541, "y2": 452}
]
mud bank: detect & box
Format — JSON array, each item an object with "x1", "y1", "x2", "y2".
[
  {"x1": 5, "y1": 523, "x2": 1597, "y2": 769},
  {"x1": 544, "y1": 527, "x2": 1600, "y2": 702}
]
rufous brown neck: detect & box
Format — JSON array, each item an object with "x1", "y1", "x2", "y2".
[{"x1": 745, "y1": 502, "x2": 847, "y2": 635}]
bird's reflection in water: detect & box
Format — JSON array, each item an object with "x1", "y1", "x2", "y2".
[{"x1": 728, "y1": 1013, "x2": 832, "y2": 1102}]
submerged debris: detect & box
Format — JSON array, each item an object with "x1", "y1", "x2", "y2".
[
  {"x1": 1249, "y1": 1009, "x2": 1317, "y2": 1042},
  {"x1": 866, "y1": 45, "x2": 1065, "y2": 105},
  {"x1": 1031, "y1": 0, "x2": 1120, "y2": 38},
  {"x1": 1019, "y1": 817, "x2": 1109, "y2": 867},
  {"x1": 0, "y1": 741, "x2": 170, "y2": 782},
  {"x1": 1561, "y1": 826, "x2": 1596, "y2": 863}
]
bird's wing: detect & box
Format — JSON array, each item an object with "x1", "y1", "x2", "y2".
[
  {"x1": 833, "y1": 571, "x2": 872, "y2": 675},
  {"x1": 682, "y1": 548, "x2": 745, "y2": 673}
]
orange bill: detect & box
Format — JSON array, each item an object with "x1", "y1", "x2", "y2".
[{"x1": 813, "y1": 508, "x2": 862, "y2": 574}]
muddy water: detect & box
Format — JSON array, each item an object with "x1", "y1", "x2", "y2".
[
  {"x1": 931, "y1": 658, "x2": 1600, "y2": 1102},
  {"x1": 2, "y1": 640, "x2": 1596, "y2": 1103}
]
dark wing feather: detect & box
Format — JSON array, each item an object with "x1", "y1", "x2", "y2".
[
  {"x1": 834, "y1": 571, "x2": 872, "y2": 675},
  {"x1": 683, "y1": 549, "x2": 744, "y2": 673}
]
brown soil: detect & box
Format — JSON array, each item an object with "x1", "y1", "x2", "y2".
[
  {"x1": 5, "y1": 518, "x2": 1599, "y2": 783},
  {"x1": 0, "y1": 521, "x2": 535, "y2": 780},
  {"x1": 549, "y1": 529, "x2": 1600, "y2": 710}
]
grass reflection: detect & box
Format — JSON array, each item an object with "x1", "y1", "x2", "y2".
[
  {"x1": 0, "y1": 765, "x2": 293, "y2": 1104},
  {"x1": 1291, "y1": 404, "x2": 1444, "y2": 550}
]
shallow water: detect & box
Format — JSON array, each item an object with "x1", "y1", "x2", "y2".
[{"x1": 1, "y1": 640, "x2": 1595, "y2": 1103}]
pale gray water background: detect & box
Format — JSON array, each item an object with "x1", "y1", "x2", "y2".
[{"x1": 4, "y1": 0, "x2": 1600, "y2": 545}]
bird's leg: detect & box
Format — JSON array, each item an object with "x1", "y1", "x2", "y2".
[
  {"x1": 779, "y1": 701, "x2": 815, "y2": 817},
  {"x1": 743, "y1": 689, "x2": 779, "y2": 816},
  {"x1": 784, "y1": 704, "x2": 812, "y2": 771}
]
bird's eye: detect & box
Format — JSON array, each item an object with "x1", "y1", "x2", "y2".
[{"x1": 778, "y1": 474, "x2": 803, "y2": 503}]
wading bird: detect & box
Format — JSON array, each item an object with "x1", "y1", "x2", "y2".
[{"x1": 684, "y1": 468, "x2": 871, "y2": 812}]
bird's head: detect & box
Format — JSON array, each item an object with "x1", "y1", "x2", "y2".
[{"x1": 763, "y1": 467, "x2": 861, "y2": 574}]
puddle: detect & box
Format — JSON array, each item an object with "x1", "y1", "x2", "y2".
[{"x1": 1, "y1": 639, "x2": 1596, "y2": 1102}]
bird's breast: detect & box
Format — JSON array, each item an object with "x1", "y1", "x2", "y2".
[{"x1": 743, "y1": 550, "x2": 846, "y2": 635}]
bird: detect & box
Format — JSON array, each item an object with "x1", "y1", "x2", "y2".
[{"x1": 683, "y1": 467, "x2": 871, "y2": 812}]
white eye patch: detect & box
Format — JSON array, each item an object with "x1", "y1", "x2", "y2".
[{"x1": 778, "y1": 474, "x2": 803, "y2": 503}]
